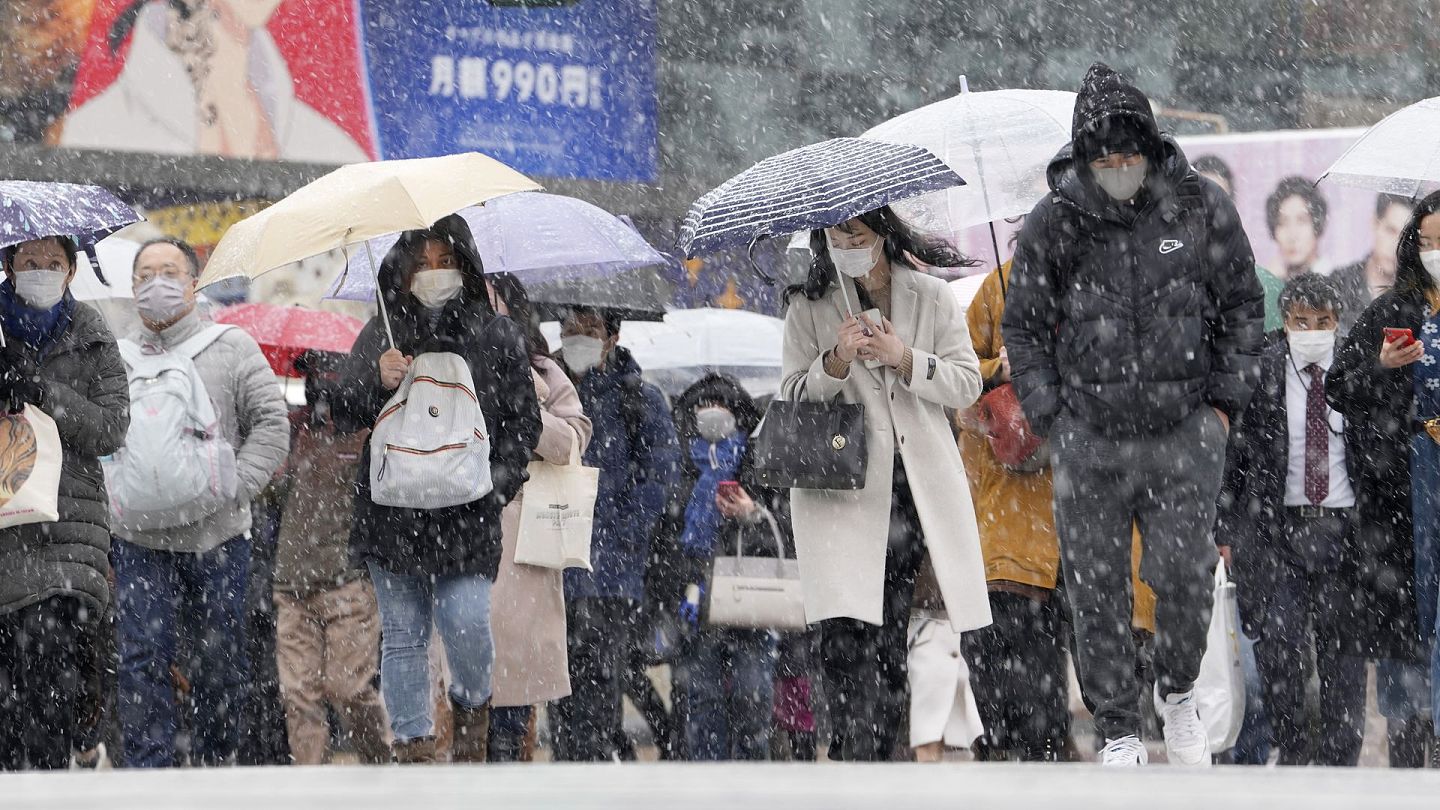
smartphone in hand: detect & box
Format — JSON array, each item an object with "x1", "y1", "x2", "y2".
[
  {"x1": 1384, "y1": 327, "x2": 1417, "y2": 347},
  {"x1": 717, "y1": 481, "x2": 742, "y2": 500}
]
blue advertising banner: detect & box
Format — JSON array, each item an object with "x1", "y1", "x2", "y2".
[{"x1": 361, "y1": 0, "x2": 659, "y2": 183}]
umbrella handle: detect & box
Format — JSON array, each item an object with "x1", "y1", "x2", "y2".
[
  {"x1": 363, "y1": 239, "x2": 398, "y2": 349},
  {"x1": 747, "y1": 237, "x2": 777, "y2": 286}
]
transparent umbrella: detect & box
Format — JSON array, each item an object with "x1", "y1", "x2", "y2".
[
  {"x1": 1320, "y1": 97, "x2": 1440, "y2": 198},
  {"x1": 863, "y1": 80, "x2": 1076, "y2": 266}
]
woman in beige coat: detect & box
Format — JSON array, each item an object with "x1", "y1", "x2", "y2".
[
  {"x1": 781, "y1": 207, "x2": 990, "y2": 761},
  {"x1": 486, "y1": 275, "x2": 593, "y2": 761}
]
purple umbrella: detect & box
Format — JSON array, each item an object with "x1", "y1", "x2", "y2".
[
  {"x1": 0, "y1": 181, "x2": 142, "y2": 253},
  {"x1": 327, "y1": 192, "x2": 670, "y2": 306}
]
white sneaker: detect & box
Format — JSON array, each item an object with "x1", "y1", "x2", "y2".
[
  {"x1": 1155, "y1": 688, "x2": 1212, "y2": 766},
  {"x1": 1100, "y1": 735, "x2": 1148, "y2": 766}
]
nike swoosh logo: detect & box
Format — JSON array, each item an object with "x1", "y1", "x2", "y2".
[{"x1": 1159, "y1": 240, "x2": 1185, "y2": 255}]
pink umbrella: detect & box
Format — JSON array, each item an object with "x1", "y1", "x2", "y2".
[{"x1": 213, "y1": 303, "x2": 364, "y2": 378}]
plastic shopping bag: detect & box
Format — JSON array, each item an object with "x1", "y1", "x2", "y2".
[{"x1": 1195, "y1": 561, "x2": 1246, "y2": 751}]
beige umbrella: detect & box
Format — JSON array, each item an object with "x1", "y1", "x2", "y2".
[{"x1": 198, "y1": 152, "x2": 541, "y2": 343}]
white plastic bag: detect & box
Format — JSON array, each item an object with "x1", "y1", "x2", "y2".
[
  {"x1": 1195, "y1": 561, "x2": 1246, "y2": 751},
  {"x1": 512, "y1": 441, "x2": 597, "y2": 571},
  {"x1": 0, "y1": 404, "x2": 62, "y2": 529}
]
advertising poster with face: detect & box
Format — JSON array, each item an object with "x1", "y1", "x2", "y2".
[{"x1": 58, "y1": 0, "x2": 376, "y2": 163}]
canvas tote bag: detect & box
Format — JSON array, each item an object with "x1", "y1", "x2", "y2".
[
  {"x1": 0, "y1": 404, "x2": 62, "y2": 529},
  {"x1": 513, "y1": 439, "x2": 598, "y2": 571}
]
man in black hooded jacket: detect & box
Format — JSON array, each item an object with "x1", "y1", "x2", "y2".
[{"x1": 1003, "y1": 63, "x2": 1263, "y2": 766}]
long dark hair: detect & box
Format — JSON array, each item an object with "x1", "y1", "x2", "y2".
[
  {"x1": 488, "y1": 272, "x2": 553, "y2": 367},
  {"x1": 1393, "y1": 190, "x2": 1440, "y2": 299},
  {"x1": 784, "y1": 206, "x2": 975, "y2": 304}
]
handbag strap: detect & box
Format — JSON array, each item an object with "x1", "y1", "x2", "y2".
[{"x1": 733, "y1": 505, "x2": 790, "y2": 578}]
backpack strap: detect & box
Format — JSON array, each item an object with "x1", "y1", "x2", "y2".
[
  {"x1": 619, "y1": 373, "x2": 647, "y2": 479},
  {"x1": 173, "y1": 324, "x2": 236, "y2": 361}
]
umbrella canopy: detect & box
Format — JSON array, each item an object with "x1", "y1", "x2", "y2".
[
  {"x1": 0, "y1": 181, "x2": 142, "y2": 253},
  {"x1": 863, "y1": 85, "x2": 1076, "y2": 246},
  {"x1": 212, "y1": 303, "x2": 365, "y2": 378},
  {"x1": 541, "y1": 307, "x2": 784, "y2": 397},
  {"x1": 1320, "y1": 97, "x2": 1440, "y2": 197},
  {"x1": 197, "y1": 153, "x2": 541, "y2": 287},
  {"x1": 332, "y1": 192, "x2": 669, "y2": 296},
  {"x1": 949, "y1": 273, "x2": 988, "y2": 315},
  {"x1": 676, "y1": 138, "x2": 965, "y2": 258},
  {"x1": 70, "y1": 238, "x2": 142, "y2": 301}
]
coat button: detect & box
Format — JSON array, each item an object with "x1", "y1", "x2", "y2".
[{"x1": 900, "y1": 435, "x2": 905, "y2": 445}]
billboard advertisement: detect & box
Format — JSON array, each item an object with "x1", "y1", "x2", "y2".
[{"x1": 360, "y1": 0, "x2": 659, "y2": 182}]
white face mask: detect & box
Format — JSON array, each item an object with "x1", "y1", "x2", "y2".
[
  {"x1": 562, "y1": 335, "x2": 606, "y2": 375},
  {"x1": 1092, "y1": 158, "x2": 1149, "y2": 202},
  {"x1": 1288, "y1": 328, "x2": 1336, "y2": 367},
  {"x1": 410, "y1": 268, "x2": 464, "y2": 309},
  {"x1": 1421, "y1": 250, "x2": 1440, "y2": 283},
  {"x1": 695, "y1": 406, "x2": 737, "y2": 443},
  {"x1": 829, "y1": 240, "x2": 883, "y2": 278},
  {"x1": 134, "y1": 275, "x2": 193, "y2": 325},
  {"x1": 14, "y1": 268, "x2": 68, "y2": 310}
]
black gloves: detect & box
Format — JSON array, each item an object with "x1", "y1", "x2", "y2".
[{"x1": 0, "y1": 340, "x2": 45, "y2": 413}]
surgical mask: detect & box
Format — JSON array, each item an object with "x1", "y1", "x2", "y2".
[
  {"x1": 410, "y1": 268, "x2": 464, "y2": 309},
  {"x1": 1093, "y1": 158, "x2": 1148, "y2": 202},
  {"x1": 14, "y1": 269, "x2": 68, "y2": 310},
  {"x1": 1288, "y1": 328, "x2": 1336, "y2": 367},
  {"x1": 562, "y1": 335, "x2": 606, "y2": 375},
  {"x1": 134, "y1": 276, "x2": 193, "y2": 325},
  {"x1": 829, "y1": 240, "x2": 883, "y2": 278},
  {"x1": 1421, "y1": 250, "x2": 1440, "y2": 284},
  {"x1": 695, "y1": 406, "x2": 737, "y2": 443}
]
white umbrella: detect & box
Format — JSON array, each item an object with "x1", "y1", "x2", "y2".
[
  {"x1": 541, "y1": 308, "x2": 786, "y2": 398},
  {"x1": 70, "y1": 237, "x2": 141, "y2": 301},
  {"x1": 949, "y1": 273, "x2": 988, "y2": 315},
  {"x1": 1320, "y1": 97, "x2": 1440, "y2": 198},
  {"x1": 863, "y1": 80, "x2": 1075, "y2": 264}
]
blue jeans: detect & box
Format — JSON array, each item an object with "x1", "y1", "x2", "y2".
[
  {"x1": 367, "y1": 563, "x2": 494, "y2": 743},
  {"x1": 679, "y1": 627, "x2": 778, "y2": 760},
  {"x1": 114, "y1": 535, "x2": 251, "y2": 768}
]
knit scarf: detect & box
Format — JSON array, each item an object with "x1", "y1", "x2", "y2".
[
  {"x1": 679, "y1": 433, "x2": 747, "y2": 558},
  {"x1": 0, "y1": 281, "x2": 73, "y2": 359}
]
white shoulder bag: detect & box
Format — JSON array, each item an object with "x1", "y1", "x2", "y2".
[{"x1": 706, "y1": 508, "x2": 807, "y2": 630}]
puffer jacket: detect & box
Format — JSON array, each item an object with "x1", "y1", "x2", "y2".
[
  {"x1": 0, "y1": 299, "x2": 128, "y2": 615},
  {"x1": 1003, "y1": 63, "x2": 1264, "y2": 438},
  {"x1": 334, "y1": 214, "x2": 542, "y2": 581}
]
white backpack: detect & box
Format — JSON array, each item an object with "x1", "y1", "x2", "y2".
[
  {"x1": 104, "y1": 325, "x2": 239, "y2": 532},
  {"x1": 369, "y1": 351, "x2": 493, "y2": 509}
]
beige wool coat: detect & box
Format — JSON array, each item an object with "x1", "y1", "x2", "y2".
[
  {"x1": 781, "y1": 266, "x2": 991, "y2": 632},
  {"x1": 490, "y1": 355, "x2": 593, "y2": 707}
]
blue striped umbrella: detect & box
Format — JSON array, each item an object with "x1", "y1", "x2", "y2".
[{"x1": 676, "y1": 138, "x2": 965, "y2": 258}]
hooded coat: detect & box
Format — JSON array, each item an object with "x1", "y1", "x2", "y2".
[
  {"x1": 1003, "y1": 63, "x2": 1264, "y2": 439},
  {"x1": 652, "y1": 373, "x2": 794, "y2": 609},
  {"x1": 0, "y1": 297, "x2": 128, "y2": 616},
  {"x1": 1324, "y1": 205, "x2": 1436, "y2": 661},
  {"x1": 334, "y1": 214, "x2": 542, "y2": 581}
]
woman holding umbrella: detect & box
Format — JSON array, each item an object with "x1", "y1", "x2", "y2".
[
  {"x1": 780, "y1": 206, "x2": 990, "y2": 761},
  {"x1": 333, "y1": 215, "x2": 541, "y2": 764},
  {"x1": 0, "y1": 235, "x2": 130, "y2": 770}
]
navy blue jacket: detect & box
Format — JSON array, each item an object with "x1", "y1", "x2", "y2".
[{"x1": 564, "y1": 347, "x2": 680, "y2": 602}]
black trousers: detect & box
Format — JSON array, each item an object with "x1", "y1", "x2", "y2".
[
  {"x1": 548, "y1": 596, "x2": 632, "y2": 761},
  {"x1": 0, "y1": 596, "x2": 93, "y2": 771},
  {"x1": 1253, "y1": 513, "x2": 1366, "y2": 767},
  {"x1": 961, "y1": 590, "x2": 1070, "y2": 761},
  {"x1": 819, "y1": 459, "x2": 925, "y2": 762}
]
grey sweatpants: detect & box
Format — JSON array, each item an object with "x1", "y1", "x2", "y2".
[{"x1": 1051, "y1": 406, "x2": 1228, "y2": 742}]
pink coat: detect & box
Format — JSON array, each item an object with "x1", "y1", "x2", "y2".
[{"x1": 490, "y1": 356, "x2": 592, "y2": 706}]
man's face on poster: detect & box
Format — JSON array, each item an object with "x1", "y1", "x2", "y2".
[
  {"x1": 1273, "y1": 195, "x2": 1320, "y2": 270},
  {"x1": 217, "y1": 0, "x2": 285, "y2": 30},
  {"x1": 1372, "y1": 200, "x2": 1412, "y2": 274}
]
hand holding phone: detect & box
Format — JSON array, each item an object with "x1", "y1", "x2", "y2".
[
  {"x1": 1381, "y1": 327, "x2": 1425, "y2": 369},
  {"x1": 717, "y1": 480, "x2": 741, "y2": 500}
]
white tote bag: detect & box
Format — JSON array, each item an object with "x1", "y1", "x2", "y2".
[
  {"x1": 707, "y1": 509, "x2": 807, "y2": 631},
  {"x1": 0, "y1": 404, "x2": 62, "y2": 529},
  {"x1": 512, "y1": 440, "x2": 597, "y2": 571},
  {"x1": 1195, "y1": 561, "x2": 1246, "y2": 751}
]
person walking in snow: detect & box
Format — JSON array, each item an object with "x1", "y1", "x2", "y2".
[{"x1": 1003, "y1": 62, "x2": 1264, "y2": 766}]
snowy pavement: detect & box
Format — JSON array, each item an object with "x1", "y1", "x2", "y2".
[{"x1": 5, "y1": 763, "x2": 1440, "y2": 809}]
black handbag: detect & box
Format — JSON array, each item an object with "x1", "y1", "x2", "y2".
[{"x1": 752, "y1": 399, "x2": 867, "y2": 490}]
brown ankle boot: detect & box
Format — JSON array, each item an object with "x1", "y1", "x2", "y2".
[
  {"x1": 392, "y1": 736, "x2": 437, "y2": 764},
  {"x1": 450, "y1": 699, "x2": 491, "y2": 763}
]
